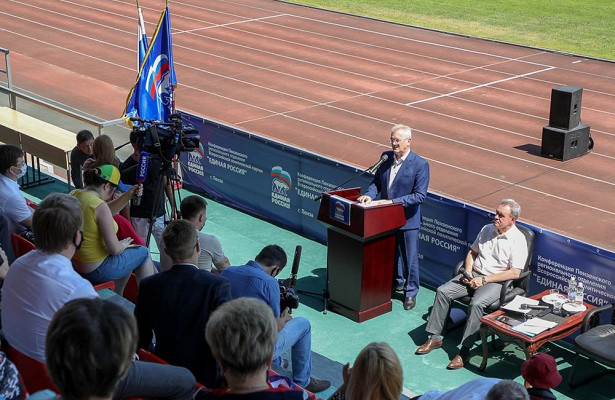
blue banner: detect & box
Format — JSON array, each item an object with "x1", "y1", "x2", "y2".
[
  {"x1": 178, "y1": 113, "x2": 372, "y2": 242},
  {"x1": 178, "y1": 111, "x2": 615, "y2": 311}
]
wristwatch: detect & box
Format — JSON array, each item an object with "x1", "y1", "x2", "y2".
[{"x1": 482, "y1": 276, "x2": 487, "y2": 286}]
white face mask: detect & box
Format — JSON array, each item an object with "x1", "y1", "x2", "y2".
[{"x1": 12, "y1": 163, "x2": 27, "y2": 179}]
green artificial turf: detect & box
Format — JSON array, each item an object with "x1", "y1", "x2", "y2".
[{"x1": 287, "y1": 0, "x2": 615, "y2": 60}]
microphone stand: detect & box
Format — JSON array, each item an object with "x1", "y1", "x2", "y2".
[{"x1": 314, "y1": 162, "x2": 378, "y2": 202}]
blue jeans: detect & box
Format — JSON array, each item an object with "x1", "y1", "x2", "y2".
[
  {"x1": 83, "y1": 246, "x2": 150, "y2": 284},
  {"x1": 114, "y1": 360, "x2": 195, "y2": 400},
  {"x1": 273, "y1": 316, "x2": 312, "y2": 388}
]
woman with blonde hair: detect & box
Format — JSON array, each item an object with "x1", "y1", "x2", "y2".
[
  {"x1": 329, "y1": 342, "x2": 403, "y2": 400},
  {"x1": 83, "y1": 134, "x2": 146, "y2": 247}
]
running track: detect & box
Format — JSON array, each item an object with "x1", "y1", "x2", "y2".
[{"x1": 3, "y1": 0, "x2": 615, "y2": 251}]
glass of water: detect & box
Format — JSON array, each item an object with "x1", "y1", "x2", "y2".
[{"x1": 553, "y1": 300, "x2": 563, "y2": 315}]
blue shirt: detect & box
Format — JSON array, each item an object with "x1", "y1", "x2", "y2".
[
  {"x1": 419, "y1": 378, "x2": 500, "y2": 400},
  {"x1": 221, "y1": 260, "x2": 280, "y2": 317}
]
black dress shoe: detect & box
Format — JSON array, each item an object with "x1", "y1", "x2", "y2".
[{"x1": 403, "y1": 297, "x2": 416, "y2": 310}]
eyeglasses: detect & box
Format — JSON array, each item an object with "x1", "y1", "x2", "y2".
[
  {"x1": 389, "y1": 138, "x2": 408, "y2": 144},
  {"x1": 494, "y1": 212, "x2": 511, "y2": 219}
]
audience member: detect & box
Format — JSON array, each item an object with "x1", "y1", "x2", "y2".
[
  {"x1": 69, "y1": 129, "x2": 94, "y2": 189},
  {"x1": 160, "y1": 195, "x2": 230, "y2": 272},
  {"x1": 410, "y1": 378, "x2": 500, "y2": 400},
  {"x1": 120, "y1": 129, "x2": 176, "y2": 249},
  {"x1": 196, "y1": 297, "x2": 305, "y2": 399},
  {"x1": 71, "y1": 165, "x2": 155, "y2": 294},
  {"x1": 485, "y1": 380, "x2": 529, "y2": 400},
  {"x1": 1, "y1": 192, "x2": 195, "y2": 400},
  {"x1": 0, "y1": 351, "x2": 27, "y2": 400},
  {"x1": 221, "y1": 245, "x2": 330, "y2": 393},
  {"x1": 0, "y1": 144, "x2": 33, "y2": 234},
  {"x1": 416, "y1": 198, "x2": 528, "y2": 369},
  {"x1": 328, "y1": 342, "x2": 402, "y2": 400},
  {"x1": 0, "y1": 214, "x2": 16, "y2": 265},
  {"x1": 45, "y1": 298, "x2": 136, "y2": 400},
  {"x1": 80, "y1": 134, "x2": 146, "y2": 247},
  {"x1": 1, "y1": 193, "x2": 98, "y2": 361},
  {"x1": 83, "y1": 134, "x2": 121, "y2": 170},
  {"x1": 521, "y1": 353, "x2": 561, "y2": 400},
  {"x1": 135, "y1": 219, "x2": 232, "y2": 387},
  {"x1": 0, "y1": 247, "x2": 8, "y2": 281}
]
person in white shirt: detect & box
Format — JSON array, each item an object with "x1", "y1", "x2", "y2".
[
  {"x1": 160, "y1": 195, "x2": 230, "y2": 272},
  {"x1": 0, "y1": 145, "x2": 33, "y2": 234},
  {"x1": 416, "y1": 198, "x2": 528, "y2": 370}
]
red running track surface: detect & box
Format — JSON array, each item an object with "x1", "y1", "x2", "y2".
[{"x1": 2, "y1": 0, "x2": 615, "y2": 250}]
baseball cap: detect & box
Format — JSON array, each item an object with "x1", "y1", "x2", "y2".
[{"x1": 94, "y1": 164, "x2": 121, "y2": 186}]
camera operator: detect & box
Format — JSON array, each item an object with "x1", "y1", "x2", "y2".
[
  {"x1": 220, "y1": 245, "x2": 330, "y2": 394},
  {"x1": 120, "y1": 130, "x2": 177, "y2": 250}
]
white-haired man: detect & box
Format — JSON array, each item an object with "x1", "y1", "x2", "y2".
[{"x1": 416, "y1": 199, "x2": 528, "y2": 369}]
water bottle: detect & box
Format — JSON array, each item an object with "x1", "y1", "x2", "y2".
[
  {"x1": 568, "y1": 276, "x2": 577, "y2": 303},
  {"x1": 576, "y1": 282, "x2": 584, "y2": 305}
]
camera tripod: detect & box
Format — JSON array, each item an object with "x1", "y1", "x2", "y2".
[{"x1": 143, "y1": 161, "x2": 182, "y2": 248}]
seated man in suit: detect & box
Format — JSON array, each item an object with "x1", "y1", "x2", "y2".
[
  {"x1": 221, "y1": 245, "x2": 330, "y2": 393},
  {"x1": 416, "y1": 198, "x2": 528, "y2": 370},
  {"x1": 135, "y1": 219, "x2": 232, "y2": 388}
]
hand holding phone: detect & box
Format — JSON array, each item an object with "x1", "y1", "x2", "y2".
[{"x1": 459, "y1": 267, "x2": 473, "y2": 281}]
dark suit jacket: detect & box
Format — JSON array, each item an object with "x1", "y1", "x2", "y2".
[
  {"x1": 134, "y1": 264, "x2": 232, "y2": 387},
  {"x1": 364, "y1": 150, "x2": 430, "y2": 230}
]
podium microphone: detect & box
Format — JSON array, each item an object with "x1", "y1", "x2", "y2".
[
  {"x1": 366, "y1": 154, "x2": 388, "y2": 174},
  {"x1": 133, "y1": 151, "x2": 149, "y2": 206},
  {"x1": 314, "y1": 154, "x2": 389, "y2": 201}
]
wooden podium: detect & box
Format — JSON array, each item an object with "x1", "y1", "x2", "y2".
[{"x1": 317, "y1": 188, "x2": 405, "y2": 322}]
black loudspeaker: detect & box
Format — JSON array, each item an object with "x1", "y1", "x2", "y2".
[
  {"x1": 549, "y1": 86, "x2": 583, "y2": 130},
  {"x1": 541, "y1": 124, "x2": 590, "y2": 161}
]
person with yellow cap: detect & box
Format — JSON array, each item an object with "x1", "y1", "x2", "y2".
[{"x1": 71, "y1": 164, "x2": 156, "y2": 295}]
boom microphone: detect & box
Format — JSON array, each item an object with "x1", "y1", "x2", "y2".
[
  {"x1": 366, "y1": 154, "x2": 389, "y2": 174},
  {"x1": 133, "y1": 151, "x2": 149, "y2": 206}
]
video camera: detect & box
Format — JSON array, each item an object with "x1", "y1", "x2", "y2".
[
  {"x1": 278, "y1": 245, "x2": 302, "y2": 313},
  {"x1": 130, "y1": 112, "x2": 200, "y2": 164}
]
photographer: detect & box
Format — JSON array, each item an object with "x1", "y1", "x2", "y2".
[{"x1": 221, "y1": 245, "x2": 330, "y2": 394}]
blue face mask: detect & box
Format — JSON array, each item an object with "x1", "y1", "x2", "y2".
[{"x1": 13, "y1": 163, "x2": 27, "y2": 179}]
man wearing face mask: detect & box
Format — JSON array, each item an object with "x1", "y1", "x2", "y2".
[
  {"x1": 0, "y1": 145, "x2": 34, "y2": 234},
  {"x1": 1, "y1": 193, "x2": 96, "y2": 361}
]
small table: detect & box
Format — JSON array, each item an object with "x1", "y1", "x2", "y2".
[{"x1": 478, "y1": 289, "x2": 594, "y2": 371}]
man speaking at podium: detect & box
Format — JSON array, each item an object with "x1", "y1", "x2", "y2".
[{"x1": 357, "y1": 124, "x2": 429, "y2": 310}]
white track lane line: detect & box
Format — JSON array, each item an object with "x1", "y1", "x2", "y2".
[{"x1": 406, "y1": 67, "x2": 555, "y2": 106}]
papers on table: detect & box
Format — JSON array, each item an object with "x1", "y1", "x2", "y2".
[
  {"x1": 511, "y1": 318, "x2": 558, "y2": 337},
  {"x1": 501, "y1": 295, "x2": 540, "y2": 314}
]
